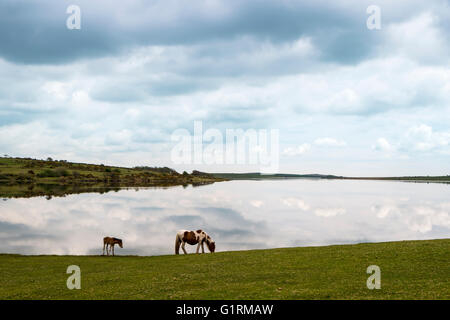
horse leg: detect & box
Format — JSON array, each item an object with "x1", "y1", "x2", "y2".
[
  {"x1": 112, "y1": 244, "x2": 115, "y2": 256},
  {"x1": 181, "y1": 241, "x2": 188, "y2": 254},
  {"x1": 106, "y1": 243, "x2": 109, "y2": 256},
  {"x1": 201, "y1": 242, "x2": 205, "y2": 253},
  {"x1": 103, "y1": 242, "x2": 106, "y2": 256},
  {"x1": 175, "y1": 235, "x2": 180, "y2": 254},
  {"x1": 196, "y1": 242, "x2": 201, "y2": 254}
]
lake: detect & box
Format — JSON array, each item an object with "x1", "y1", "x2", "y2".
[{"x1": 0, "y1": 179, "x2": 449, "y2": 255}]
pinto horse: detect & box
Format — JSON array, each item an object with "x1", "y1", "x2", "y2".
[
  {"x1": 175, "y1": 230, "x2": 215, "y2": 254},
  {"x1": 103, "y1": 236, "x2": 123, "y2": 256}
]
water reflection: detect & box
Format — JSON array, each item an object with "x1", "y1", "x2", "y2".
[
  {"x1": 0, "y1": 181, "x2": 214, "y2": 199},
  {"x1": 0, "y1": 180, "x2": 449, "y2": 255}
]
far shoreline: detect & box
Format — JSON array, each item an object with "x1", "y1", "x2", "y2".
[
  {"x1": 210, "y1": 172, "x2": 450, "y2": 183},
  {"x1": 1, "y1": 156, "x2": 448, "y2": 198}
]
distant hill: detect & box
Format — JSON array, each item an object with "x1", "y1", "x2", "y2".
[
  {"x1": 210, "y1": 172, "x2": 450, "y2": 182},
  {"x1": 210, "y1": 172, "x2": 343, "y2": 180}
]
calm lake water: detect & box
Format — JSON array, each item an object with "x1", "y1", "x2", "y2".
[{"x1": 0, "y1": 179, "x2": 449, "y2": 255}]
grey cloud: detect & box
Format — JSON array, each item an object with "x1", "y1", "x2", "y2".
[
  {"x1": 0, "y1": 221, "x2": 58, "y2": 241},
  {"x1": 0, "y1": 0, "x2": 449, "y2": 171},
  {"x1": 163, "y1": 215, "x2": 205, "y2": 226},
  {"x1": 0, "y1": 108, "x2": 48, "y2": 126},
  {"x1": 162, "y1": 207, "x2": 267, "y2": 239},
  {"x1": 0, "y1": 0, "x2": 435, "y2": 65},
  {"x1": 90, "y1": 76, "x2": 218, "y2": 103},
  {"x1": 196, "y1": 207, "x2": 267, "y2": 230},
  {"x1": 133, "y1": 206, "x2": 165, "y2": 213}
]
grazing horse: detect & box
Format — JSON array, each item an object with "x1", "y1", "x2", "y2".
[
  {"x1": 175, "y1": 230, "x2": 215, "y2": 254},
  {"x1": 103, "y1": 236, "x2": 123, "y2": 256}
]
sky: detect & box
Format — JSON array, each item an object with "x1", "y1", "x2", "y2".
[{"x1": 0, "y1": 0, "x2": 449, "y2": 176}]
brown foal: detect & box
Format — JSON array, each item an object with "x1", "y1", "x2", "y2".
[{"x1": 103, "y1": 236, "x2": 123, "y2": 256}]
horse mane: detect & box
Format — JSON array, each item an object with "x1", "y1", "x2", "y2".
[{"x1": 113, "y1": 237, "x2": 122, "y2": 242}]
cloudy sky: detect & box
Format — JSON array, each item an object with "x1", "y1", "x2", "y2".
[{"x1": 0, "y1": 0, "x2": 449, "y2": 176}]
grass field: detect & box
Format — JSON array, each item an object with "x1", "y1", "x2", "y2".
[{"x1": 0, "y1": 239, "x2": 448, "y2": 300}]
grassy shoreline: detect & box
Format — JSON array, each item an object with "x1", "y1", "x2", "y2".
[
  {"x1": 1, "y1": 239, "x2": 448, "y2": 299},
  {"x1": 0, "y1": 157, "x2": 225, "y2": 198}
]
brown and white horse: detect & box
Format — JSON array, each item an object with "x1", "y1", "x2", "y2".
[
  {"x1": 103, "y1": 236, "x2": 123, "y2": 256},
  {"x1": 175, "y1": 230, "x2": 215, "y2": 254}
]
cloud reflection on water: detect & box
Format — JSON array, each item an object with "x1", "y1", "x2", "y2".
[{"x1": 0, "y1": 180, "x2": 449, "y2": 255}]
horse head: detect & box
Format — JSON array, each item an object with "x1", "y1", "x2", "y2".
[
  {"x1": 206, "y1": 236, "x2": 215, "y2": 253},
  {"x1": 114, "y1": 238, "x2": 123, "y2": 248},
  {"x1": 208, "y1": 241, "x2": 215, "y2": 253}
]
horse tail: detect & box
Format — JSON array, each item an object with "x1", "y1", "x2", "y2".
[{"x1": 175, "y1": 233, "x2": 181, "y2": 255}]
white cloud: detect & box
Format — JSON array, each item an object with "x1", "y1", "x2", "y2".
[
  {"x1": 373, "y1": 125, "x2": 450, "y2": 156},
  {"x1": 383, "y1": 12, "x2": 449, "y2": 64},
  {"x1": 283, "y1": 144, "x2": 311, "y2": 156},
  {"x1": 250, "y1": 200, "x2": 263, "y2": 208},
  {"x1": 314, "y1": 208, "x2": 346, "y2": 217},
  {"x1": 371, "y1": 205, "x2": 395, "y2": 219},
  {"x1": 314, "y1": 137, "x2": 346, "y2": 147},
  {"x1": 373, "y1": 138, "x2": 394, "y2": 152},
  {"x1": 282, "y1": 198, "x2": 310, "y2": 211},
  {"x1": 372, "y1": 203, "x2": 450, "y2": 233},
  {"x1": 403, "y1": 124, "x2": 450, "y2": 152},
  {"x1": 41, "y1": 81, "x2": 70, "y2": 100}
]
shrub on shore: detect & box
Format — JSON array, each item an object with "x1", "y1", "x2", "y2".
[{"x1": 37, "y1": 168, "x2": 70, "y2": 178}]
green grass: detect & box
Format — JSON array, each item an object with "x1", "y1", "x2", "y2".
[{"x1": 0, "y1": 239, "x2": 448, "y2": 300}]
